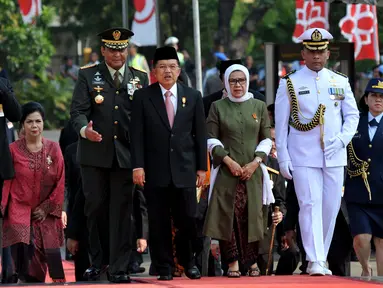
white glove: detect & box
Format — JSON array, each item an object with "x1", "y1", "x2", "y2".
[
  {"x1": 279, "y1": 161, "x2": 294, "y2": 180},
  {"x1": 324, "y1": 137, "x2": 344, "y2": 160},
  {"x1": 270, "y1": 180, "x2": 274, "y2": 190}
]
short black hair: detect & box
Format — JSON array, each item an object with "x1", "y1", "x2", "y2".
[{"x1": 20, "y1": 102, "x2": 45, "y2": 125}]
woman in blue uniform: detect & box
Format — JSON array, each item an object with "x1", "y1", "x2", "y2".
[{"x1": 344, "y1": 78, "x2": 383, "y2": 277}]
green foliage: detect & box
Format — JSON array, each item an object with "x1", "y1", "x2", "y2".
[
  {"x1": 13, "y1": 77, "x2": 73, "y2": 129},
  {"x1": 0, "y1": 0, "x2": 55, "y2": 80}
]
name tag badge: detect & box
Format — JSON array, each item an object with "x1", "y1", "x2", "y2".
[
  {"x1": 0, "y1": 104, "x2": 4, "y2": 117},
  {"x1": 298, "y1": 90, "x2": 310, "y2": 95}
]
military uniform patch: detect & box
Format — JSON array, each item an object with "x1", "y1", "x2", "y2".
[
  {"x1": 81, "y1": 63, "x2": 97, "y2": 70},
  {"x1": 332, "y1": 70, "x2": 348, "y2": 78}
]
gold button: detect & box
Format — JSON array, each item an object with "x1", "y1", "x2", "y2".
[
  {"x1": 369, "y1": 144, "x2": 372, "y2": 148},
  {"x1": 114, "y1": 135, "x2": 117, "y2": 139},
  {"x1": 115, "y1": 105, "x2": 118, "y2": 110},
  {"x1": 114, "y1": 121, "x2": 118, "y2": 125},
  {"x1": 317, "y1": 90, "x2": 320, "y2": 94},
  {"x1": 368, "y1": 158, "x2": 371, "y2": 162},
  {"x1": 316, "y1": 77, "x2": 319, "y2": 81},
  {"x1": 116, "y1": 91, "x2": 119, "y2": 94},
  {"x1": 334, "y1": 102, "x2": 338, "y2": 107},
  {"x1": 367, "y1": 172, "x2": 370, "y2": 175}
]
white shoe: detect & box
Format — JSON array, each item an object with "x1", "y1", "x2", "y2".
[
  {"x1": 320, "y1": 262, "x2": 332, "y2": 275},
  {"x1": 307, "y1": 262, "x2": 325, "y2": 276}
]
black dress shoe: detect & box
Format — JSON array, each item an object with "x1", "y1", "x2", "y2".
[
  {"x1": 109, "y1": 273, "x2": 131, "y2": 283},
  {"x1": 128, "y1": 262, "x2": 146, "y2": 274},
  {"x1": 185, "y1": 266, "x2": 201, "y2": 279},
  {"x1": 83, "y1": 266, "x2": 108, "y2": 281},
  {"x1": 158, "y1": 274, "x2": 173, "y2": 281}
]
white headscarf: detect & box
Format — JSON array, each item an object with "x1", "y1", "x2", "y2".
[{"x1": 224, "y1": 64, "x2": 253, "y2": 103}]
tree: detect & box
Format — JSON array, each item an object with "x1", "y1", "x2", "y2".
[{"x1": 0, "y1": 0, "x2": 55, "y2": 81}]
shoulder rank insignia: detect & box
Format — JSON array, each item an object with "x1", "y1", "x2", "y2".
[
  {"x1": 130, "y1": 66, "x2": 146, "y2": 74},
  {"x1": 282, "y1": 70, "x2": 296, "y2": 79},
  {"x1": 81, "y1": 63, "x2": 97, "y2": 70},
  {"x1": 332, "y1": 70, "x2": 348, "y2": 78}
]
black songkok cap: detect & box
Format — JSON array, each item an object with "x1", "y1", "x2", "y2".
[
  {"x1": 153, "y1": 46, "x2": 179, "y2": 65},
  {"x1": 218, "y1": 59, "x2": 242, "y2": 77}
]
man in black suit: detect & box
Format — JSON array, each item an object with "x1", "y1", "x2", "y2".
[
  {"x1": 70, "y1": 27, "x2": 149, "y2": 283},
  {"x1": 0, "y1": 77, "x2": 21, "y2": 195},
  {"x1": 203, "y1": 59, "x2": 265, "y2": 118},
  {"x1": 131, "y1": 46, "x2": 207, "y2": 281},
  {"x1": 0, "y1": 77, "x2": 21, "y2": 284}
]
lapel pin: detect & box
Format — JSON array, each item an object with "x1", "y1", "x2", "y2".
[{"x1": 182, "y1": 96, "x2": 186, "y2": 107}]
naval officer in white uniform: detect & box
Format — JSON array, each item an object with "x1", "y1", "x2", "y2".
[{"x1": 274, "y1": 28, "x2": 359, "y2": 276}]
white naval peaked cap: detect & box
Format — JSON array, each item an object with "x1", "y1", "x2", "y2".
[
  {"x1": 164, "y1": 36, "x2": 179, "y2": 46},
  {"x1": 297, "y1": 28, "x2": 333, "y2": 51}
]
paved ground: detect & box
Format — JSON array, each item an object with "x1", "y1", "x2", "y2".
[{"x1": 46, "y1": 129, "x2": 379, "y2": 280}]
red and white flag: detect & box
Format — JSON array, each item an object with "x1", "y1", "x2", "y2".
[
  {"x1": 131, "y1": 0, "x2": 157, "y2": 46},
  {"x1": 18, "y1": 0, "x2": 42, "y2": 24},
  {"x1": 292, "y1": 0, "x2": 329, "y2": 43},
  {"x1": 339, "y1": 4, "x2": 379, "y2": 62}
]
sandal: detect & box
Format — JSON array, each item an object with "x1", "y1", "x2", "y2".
[
  {"x1": 247, "y1": 266, "x2": 261, "y2": 277},
  {"x1": 227, "y1": 270, "x2": 241, "y2": 278}
]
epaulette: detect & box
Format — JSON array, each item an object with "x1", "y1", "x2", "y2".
[
  {"x1": 332, "y1": 70, "x2": 348, "y2": 78},
  {"x1": 266, "y1": 166, "x2": 279, "y2": 175},
  {"x1": 282, "y1": 70, "x2": 296, "y2": 79},
  {"x1": 130, "y1": 66, "x2": 147, "y2": 74},
  {"x1": 80, "y1": 63, "x2": 97, "y2": 70}
]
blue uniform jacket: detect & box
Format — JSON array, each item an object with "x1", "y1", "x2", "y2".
[{"x1": 345, "y1": 113, "x2": 383, "y2": 204}]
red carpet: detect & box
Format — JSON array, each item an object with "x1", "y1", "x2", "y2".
[{"x1": 43, "y1": 261, "x2": 381, "y2": 287}]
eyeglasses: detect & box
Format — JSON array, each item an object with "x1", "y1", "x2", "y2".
[
  {"x1": 156, "y1": 64, "x2": 180, "y2": 71},
  {"x1": 229, "y1": 78, "x2": 246, "y2": 85}
]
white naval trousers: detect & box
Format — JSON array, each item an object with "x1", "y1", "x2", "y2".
[{"x1": 292, "y1": 166, "x2": 343, "y2": 262}]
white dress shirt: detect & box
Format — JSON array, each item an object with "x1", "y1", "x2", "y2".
[
  {"x1": 80, "y1": 64, "x2": 125, "y2": 138},
  {"x1": 159, "y1": 83, "x2": 177, "y2": 114},
  {"x1": 368, "y1": 112, "x2": 383, "y2": 141}
]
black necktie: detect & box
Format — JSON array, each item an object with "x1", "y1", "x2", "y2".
[
  {"x1": 114, "y1": 71, "x2": 121, "y2": 89},
  {"x1": 369, "y1": 118, "x2": 379, "y2": 127}
]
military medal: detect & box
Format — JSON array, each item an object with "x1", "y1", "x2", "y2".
[
  {"x1": 182, "y1": 97, "x2": 186, "y2": 107},
  {"x1": 94, "y1": 86, "x2": 104, "y2": 104},
  {"x1": 128, "y1": 77, "x2": 141, "y2": 100}
]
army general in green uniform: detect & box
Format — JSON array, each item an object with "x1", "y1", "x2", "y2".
[{"x1": 70, "y1": 27, "x2": 148, "y2": 283}]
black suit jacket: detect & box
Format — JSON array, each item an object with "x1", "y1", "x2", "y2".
[
  {"x1": 0, "y1": 77, "x2": 21, "y2": 180},
  {"x1": 70, "y1": 62, "x2": 149, "y2": 168},
  {"x1": 64, "y1": 142, "x2": 80, "y2": 214},
  {"x1": 131, "y1": 82, "x2": 207, "y2": 188},
  {"x1": 203, "y1": 89, "x2": 265, "y2": 119},
  {"x1": 345, "y1": 113, "x2": 383, "y2": 204}
]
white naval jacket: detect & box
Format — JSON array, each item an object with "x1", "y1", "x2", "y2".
[{"x1": 275, "y1": 66, "x2": 359, "y2": 168}]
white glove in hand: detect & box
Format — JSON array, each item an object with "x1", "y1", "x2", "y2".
[
  {"x1": 324, "y1": 137, "x2": 343, "y2": 159},
  {"x1": 279, "y1": 161, "x2": 294, "y2": 180},
  {"x1": 270, "y1": 180, "x2": 274, "y2": 190}
]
